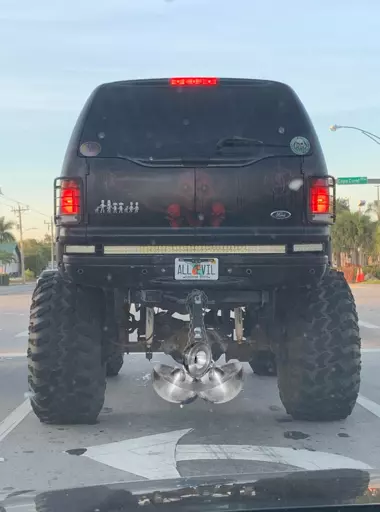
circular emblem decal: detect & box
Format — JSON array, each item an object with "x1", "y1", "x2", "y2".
[
  {"x1": 290, "y1": 136, "x2": 311, "y2": 155},
  {"x1": 79, "y1": 141, "x2": 101, "y2": 157},
  {"x1": 271, "y1": 210, "x2": 292, "y2": 220}
]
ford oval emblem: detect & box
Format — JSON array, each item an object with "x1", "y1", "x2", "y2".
[{"x1": 271, "y1": 210, "x2": 292, "y2": 220}]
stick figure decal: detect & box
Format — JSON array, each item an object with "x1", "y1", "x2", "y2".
[{"x1": 95, "y1": 200, "x2": 140, "y2": 214}]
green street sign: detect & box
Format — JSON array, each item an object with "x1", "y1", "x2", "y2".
[{"x1": 336, "y1": 176, "x2": 368, "y2": 185}]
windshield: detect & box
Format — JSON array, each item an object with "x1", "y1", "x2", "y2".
[
  {"x1": 1, "y1": 0, "x2": 380, "y2": 510},
  {"x1": 79, "y1": 82, "x2": 311, "y2": 161}
]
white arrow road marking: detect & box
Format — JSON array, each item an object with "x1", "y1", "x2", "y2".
[
  {"x1": 176, "y1": 444, "x2": 371, "y2": 471},
  {"x1": 80, "y1": 429, "x2": 371, "y2": 480},
  {"x1": 83, "y1": 429, "x2": 191, "y2": 480}
]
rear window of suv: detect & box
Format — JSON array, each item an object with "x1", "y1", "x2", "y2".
[{"x1": 79, "y1": 81, "x2": 313, "y2": 161}]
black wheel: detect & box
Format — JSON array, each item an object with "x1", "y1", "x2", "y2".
[
  {"x1": 277, "y1": 269, "x2": 361, "y2": 421},
  {"x1": 28, "y1": 270, "x2": 106, "y2": 424},
  {"x1": 103, "y1": 305, "x2": 124, "y2": 377},
  {"x1": 106, "y1": 353, "x2": 124, "y2": 377},
  {"x1": 249, "y1": 351, "x2": 277, "y2": 376}
]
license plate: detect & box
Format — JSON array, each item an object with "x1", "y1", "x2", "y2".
[{"x1": 175, "y1": 258, "x2": 219, "y2": 281}]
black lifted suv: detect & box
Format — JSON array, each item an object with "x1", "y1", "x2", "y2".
[{"x1": 28, "y1": 77, "x2": 361, "y2": 424}]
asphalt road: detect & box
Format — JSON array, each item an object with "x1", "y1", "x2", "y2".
[{"x1": 0, "y1": 282, "x2": 380, "y2": 492}]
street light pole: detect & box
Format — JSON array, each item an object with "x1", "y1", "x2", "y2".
[
  {"x1": 44, "y1": 216, "x2": 55, "y2": 268},
  {"x1": 375, "y1": 185, "x2": 380, "y2": 205},
  {"x1": 11, "y1": 203, "x2": 29, "y2": 284},
  {"x1": 50, "y1": 216, "x2": 54, "y2": 268},
  {"x1": 330, "y1": 124, "x2": 380, "y2": 208},
  {"x1": 330, "y1": 124, "x2": 380, "y2": 146}
]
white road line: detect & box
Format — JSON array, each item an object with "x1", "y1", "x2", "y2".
[
  {"x1": 0, "y1": 353, "x2": 25, "y2": 358},
  {"x1": 357, "y1": 394, "x2": 380, "y2": 419},
  {"x1": 362, "y1": 348, "x2": 380, "y2": 353},
  {"x1": 359, "y1": 320, "x2": 380, "y2": 329},
  {"x1": 15, "y1": 331, "x2": 28, "y2": 338},
  {"x1": 0, "y1": 399, "x2": 31, "y2": 443}
]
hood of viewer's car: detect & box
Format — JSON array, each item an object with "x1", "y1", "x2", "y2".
[{"x1": 1, "y1": 468, "x2": 380, "y2": 512}]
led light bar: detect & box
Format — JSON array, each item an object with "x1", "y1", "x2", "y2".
[
  {"x1": 64, "y1": 245, "x2": 323, "y2": 255},
  {"x1": 103, "y1": 245, "x2": 286, "y2": 255},
  {"x1": 293, "y1": 244, "x2": 324, "y2": 252},
  {"x1": 65, "y1": 245, "x2": 95, "y2": 254}
]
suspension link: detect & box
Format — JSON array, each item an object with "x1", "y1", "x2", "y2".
[{"x1": 186, "y1": 290, "x2": 208, "y2": 347}]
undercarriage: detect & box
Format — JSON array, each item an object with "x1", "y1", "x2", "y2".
[
  {"x1": 108, "y1": 288, "x2": 276, "y2": 404},
  {"x1": 28, "y1": 268, "x2": 361, "y2": 425}
]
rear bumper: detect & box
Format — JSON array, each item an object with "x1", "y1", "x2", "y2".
[{"x1": 63, "y1": 252, "x2": 328, "y2": 290}]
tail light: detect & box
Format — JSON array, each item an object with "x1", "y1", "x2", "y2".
[
  {"x1": 309, "y1": 177, "x2": 335, "y2": 223},
  {"x1": 169, "y1": 77, "x2": 218, "y2": 87},
  {"x1": 54, "y1": 178, "x2": 82, "y2": 224}
]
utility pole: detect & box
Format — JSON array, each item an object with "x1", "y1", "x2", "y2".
[
  {"x1": 44, "y1": 216, "x2": 55, "y2": 268},
  {"x1": 12, "y1": 204, "x2": 29, "y2": 284}
]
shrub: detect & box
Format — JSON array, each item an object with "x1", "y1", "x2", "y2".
[
  {"x1": 363, "y1": 265, "x2": 380, "y2": 280},
  {"x1": 25, "y1": 268, "x2": 35, "y2": 281}
]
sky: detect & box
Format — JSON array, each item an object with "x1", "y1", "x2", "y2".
[{"x1": 1, "y1": 0, "x2": 380, "y2": 237}]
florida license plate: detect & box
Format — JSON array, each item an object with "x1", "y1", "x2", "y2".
[{"x1": 174, "y1": 258, "x2": 219, "y2": 281}]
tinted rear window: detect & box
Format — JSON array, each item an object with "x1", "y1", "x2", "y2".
[{"x1": 80, "y1": 82, "x2": 313, "y2": 160}]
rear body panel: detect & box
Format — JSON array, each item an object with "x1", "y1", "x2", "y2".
[
  {"x1": 84, "y1": 157, "x2": 306, "y2": 232},
  {"x1": 57, "y1": 78, "x2": 332, "y2": 290}
]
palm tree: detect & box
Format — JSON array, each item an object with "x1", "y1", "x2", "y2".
[
  {"x1": 366, "y1": 200, "x2": 380, "y2": 221},
  {"x1": 336, "y1": 197, "x2": 350, "y2": 214},
  {"x1": 0, "y1": 250, "x2": 15, "y2": 273},
  {"x1": 0, "y1": 251, "x2": 15, "y2": 263},
  {"x1": 0, "y1": 216, "x2": 15, "y2": 243}
]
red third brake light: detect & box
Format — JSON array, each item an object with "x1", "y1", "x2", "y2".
[
  {"x1": 170, "y1": 77, "x2": 218, "y2": 87},
  {"x1": 309, "y1": 177, "x2": 334, "y2": 216},
  {"x1": 60, "y1": 180, "x2": 81, "y2": 215}
]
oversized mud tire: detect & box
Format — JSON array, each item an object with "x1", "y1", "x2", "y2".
[
  {"x1": 277, "y1": 269, "x2": 361, "y2": 421},
  {"x1": 103, "y1": 312, "x2": 124, "y2": 377},
  {"x1": 106, "y1": 353, "x2": 124, "y2": 377},
  {"x1": 249, "y1": 351, "x2": 277, "y2": 376},
  {"x1": 28, "y1": 270, "x2": 106, "y2": 424}
]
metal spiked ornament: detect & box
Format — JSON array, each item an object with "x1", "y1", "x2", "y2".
[
  {"x1": 198, "y1": 362, "x2": 243, "y2": 403},
  {"x1": 152, "y1": 361, "x2": 243, "y2": 404},
  {"x1": 152, "y1": 365, "x2": 198, "y2": 404},
  {"x1": 152, "y1": 290, "x2": 243, "y2": 404}
]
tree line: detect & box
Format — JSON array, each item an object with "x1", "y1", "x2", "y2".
[
  {"x1": 332, "y1": 199, "x2": 380, "y2": 267},
  {"x1": 0, "y1": 216, "x2": 52, "y2": 276}
]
